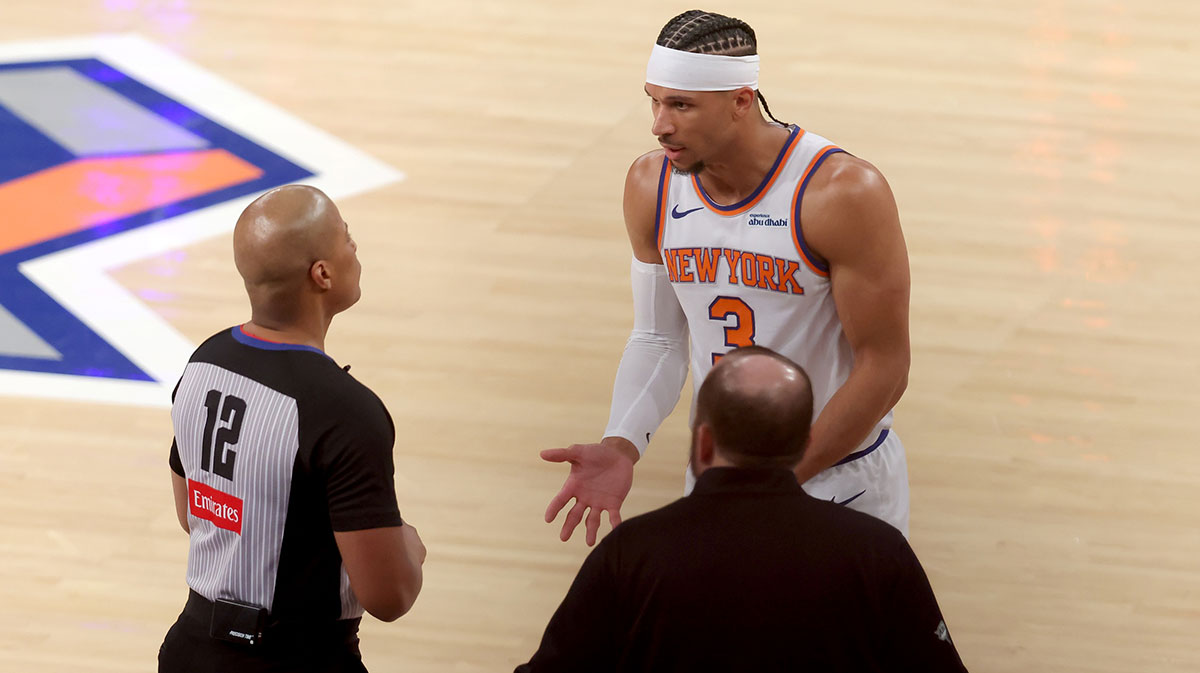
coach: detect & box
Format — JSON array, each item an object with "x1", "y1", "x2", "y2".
[{"x1": 518, "y1": 346, "x2": 967, "y2": 672}]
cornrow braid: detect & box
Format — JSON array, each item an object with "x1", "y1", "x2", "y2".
[
  {"x1": 655, "y1": 10, "x2": 790, "y2": 127},
  {"x1": 656, "y1": 9, "x2": 757, "y2": 56}
]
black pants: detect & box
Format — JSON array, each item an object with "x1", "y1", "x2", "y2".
[{"x1": 159, "y1": 592, "x2": 368, "y2": 673}]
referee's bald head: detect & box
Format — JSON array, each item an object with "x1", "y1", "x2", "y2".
[
  {"x1": 692, "y1": 346, "x2": 814, "y2": 469},
  {"x1": 233, "y1": 185, "x2": 361, "y2": 322},
  {"x1": 234, "y1": 185, "x2": 337, "y2": 286}
]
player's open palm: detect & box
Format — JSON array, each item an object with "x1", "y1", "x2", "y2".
[{"x1": 541, "y1": 442, "x2": 635, "y2": 546}]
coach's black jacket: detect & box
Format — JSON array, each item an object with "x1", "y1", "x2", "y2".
[{"x1": 516, "y1": 467, "x2": 968, "y2": 673}]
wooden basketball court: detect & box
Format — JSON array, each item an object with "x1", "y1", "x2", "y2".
[{"x1": 1, "y1": 1, "x2": 1197, "y2": 671}]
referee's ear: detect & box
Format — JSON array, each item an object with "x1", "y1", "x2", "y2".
[{"x1": 310, "y1": 259, "x2": 333, "y2": 290}]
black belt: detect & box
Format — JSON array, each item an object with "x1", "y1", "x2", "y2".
[{"x1": 183, "y1": 589, "x2": 361, "y2": 646}]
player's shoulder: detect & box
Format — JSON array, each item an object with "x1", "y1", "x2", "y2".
[
  {"x1": 806, "y1": 152, "x2": 890, "y2": 204},
  {"x1": 621, "y1": 150, "x2": 670, "y2": 261},
  {"x1": 625, "y1": 149, "x2": 667, "y2": 194},
  {"x1": 800, "y1": 151, "x2": 900, "y2": 256},
  {"x1": 628, "y1": 148, "x2": 666, "y2": 175}
]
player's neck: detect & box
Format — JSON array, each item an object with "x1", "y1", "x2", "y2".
[{"x1": 695, "y1": 122, "x2": 790, "y2": 205}]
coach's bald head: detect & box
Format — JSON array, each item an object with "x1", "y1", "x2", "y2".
[
  {"x1": 233, "y1": 185, "x2": 361, "y2": 326},
  {"x1": 690, "y1": 346, "x2": 814, "y2": 473}
]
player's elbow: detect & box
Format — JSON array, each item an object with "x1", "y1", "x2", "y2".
[
  {"x1": 894, "y1": 351, "x2": 910, "y2": 389},
  {"x1": 859, "y1": 347, "x2": 909, "y2": 406},
  {"x1": 626, "y1": 329, "x2": 686, "y2": 353},
  {"x1": 892, "y1": 368, "x2": 909, "y2": 406},
  {"x1": 887, "y1": 348, "x2": 911, "y2": 407}
]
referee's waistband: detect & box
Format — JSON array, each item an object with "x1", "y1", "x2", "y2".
[{"x1": 184, "y1": 589, "x2": 362, "y2": 643}]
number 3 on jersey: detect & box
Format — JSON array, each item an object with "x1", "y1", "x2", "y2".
[{"x1": 708, "y1": 296, "x2": 756, "y2": 363}]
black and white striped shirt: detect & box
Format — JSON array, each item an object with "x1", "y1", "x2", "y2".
[{"x1": 169, "y1": 326, "x2": 402, "y2": 623}]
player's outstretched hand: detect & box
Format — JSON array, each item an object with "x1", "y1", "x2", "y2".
[{"x1": 541, "y1": 439, "x2": 637, "y2": 546}]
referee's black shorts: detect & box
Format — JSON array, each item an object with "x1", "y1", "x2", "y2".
[{"x1": 158, "y1": 591, "x2": 367, "y2": 673}]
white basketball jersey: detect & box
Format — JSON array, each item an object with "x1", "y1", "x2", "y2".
[{"x1": 656, "y1": 126, "x2": 892, "y2": 457}]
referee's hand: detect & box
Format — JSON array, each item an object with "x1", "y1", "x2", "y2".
[{"x1": 541, "y1": 438, "x2": 637, "y2": 546}]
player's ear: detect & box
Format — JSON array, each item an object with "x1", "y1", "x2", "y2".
[
  {"x1": 310, "y1": 260, "x2": 333, "y2": 290},
  {"x1": 730, "y1": 87, "x2": 756, "y2": 120}
]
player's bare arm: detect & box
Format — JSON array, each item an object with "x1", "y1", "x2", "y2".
[
  {"x1": 335, "y1": 524, "x2": 425, "y2": 622},
  {"x1": 623, "y1": 149, "x2": 668, "y2": 264},
  {"x1": 793, "y1": 154, "x2": 911, "y2": 483},
  {"x1": 541, "y1": 149, "x2": 685, "y2": 546}
]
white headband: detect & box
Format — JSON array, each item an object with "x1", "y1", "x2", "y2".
[{"x1": 645, "y1": 44, "x2": 759, "y2": 92}]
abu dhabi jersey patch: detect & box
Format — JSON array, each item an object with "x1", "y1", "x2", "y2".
[{"x1": 0, "y1": 35, "x2": 401, "y2": 406}]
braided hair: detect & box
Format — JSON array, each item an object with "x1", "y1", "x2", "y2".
[{"x1": 655, "y1": 10, "x2": 789, "y2": 127}]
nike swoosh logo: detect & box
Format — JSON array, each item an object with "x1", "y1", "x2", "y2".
[
  {"x1": 832, "y1": 490, "x2": 867, "y2": 506},
  {"x1": 671, "y1": 205, "x2": 703, "y2": 219}
]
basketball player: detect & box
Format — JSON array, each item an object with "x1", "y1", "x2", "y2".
[
  {"x1": 543, "y1": 10, "x2": 912, "y2": 544},
  {"x1": 159, "y1": 185, "x2": 425, "y2": 672}
]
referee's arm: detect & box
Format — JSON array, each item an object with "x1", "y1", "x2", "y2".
[
  {"x1": 336, "y1": 525, "x2": 426, "y2": 622},
  {"x1": 323, "y1": 398, "x2": 426, "y2": 623},
  {"x1": 171, "y1": 472, "x2": 190, "y2": 533},
  {"x1": 169, "y1": 438, "x2": 189, "y2": 534}
]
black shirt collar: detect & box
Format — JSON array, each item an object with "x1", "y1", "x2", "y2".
[{"x1": 691, "y1": 467, "x2": 804, "y2": 495}]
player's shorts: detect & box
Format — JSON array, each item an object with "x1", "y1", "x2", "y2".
[
  {"x1": 799, "y1": 429, "x2": 910, "y2": 537},
  {"x1": 685, "y1": 429, "x2": 910, "y2": 537}
]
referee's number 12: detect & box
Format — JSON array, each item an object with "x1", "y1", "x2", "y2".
[
  {"x1": 708, "y1": 296, "x2": 756, "y2": 363},
  {"x1": 201, "y1": 390, "x2": 247, "y2": 481}
]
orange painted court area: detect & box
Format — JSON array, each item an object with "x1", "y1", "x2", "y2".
[{"x1": 0, "y1": 149, "x2": 262, "y2": 254}]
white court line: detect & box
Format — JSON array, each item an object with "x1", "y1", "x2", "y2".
[{"x1": 0, "y1": 34, "x2": 402, "y2": 406}]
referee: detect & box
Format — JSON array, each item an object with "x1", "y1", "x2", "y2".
[{"x1": 159, "y1": 185, "x2": 425, "y2": 673}]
